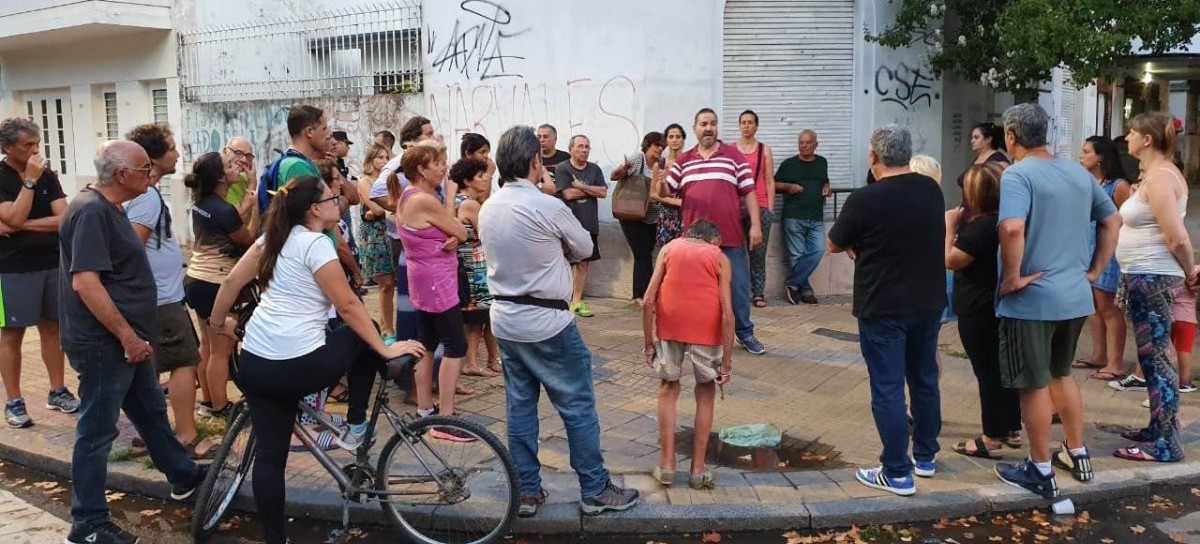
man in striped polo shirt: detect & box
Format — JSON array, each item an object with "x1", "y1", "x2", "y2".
[{"x1": 665, "y1": 108, "x2": 765, "y2": 355}]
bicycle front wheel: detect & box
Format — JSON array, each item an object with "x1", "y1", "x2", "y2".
[
  {"x1": 377, "y1": 415, "x2": 518, "y2": 544},
  {"x1": 191, "y1": 404, "x2": 255, "y2": 541}
]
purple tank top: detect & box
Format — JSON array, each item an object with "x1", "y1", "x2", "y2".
[{"x1": 398, "y1": 188, "x2": 460, "y2": 313}]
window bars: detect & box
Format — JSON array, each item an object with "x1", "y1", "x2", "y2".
[{"x1": 178, "y1": 1, "x2": 423, "y2": 103}]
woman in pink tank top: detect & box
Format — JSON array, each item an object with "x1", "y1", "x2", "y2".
[
  {"x1": 641, "y1": 219, "x2": 733, "y2": 488},
  {"x1": 736, "y1": 110, "x2": 776, "y2": 308},
  {"x1": 397, "y1": 144, "x2": 475, "y2": 441}
]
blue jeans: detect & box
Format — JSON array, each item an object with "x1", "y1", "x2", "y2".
[
  {"x1": 68, "y1": 341, "x2": 198, "y2": 528},
  {"x1": 497, "y1": 323, "x2": 609, "y2": 499},
  {"x1": 721, "y1": 246, "x2": 754, "y2": 340},
  {"x1": 783, "y1": 218, "x2": 825, "y2": 294},
  {"x1": 857, "y1": 312, "x2": 942, "y2": 479}
]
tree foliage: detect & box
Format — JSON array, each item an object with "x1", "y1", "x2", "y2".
[{"x1": 869, "y1": 0, "x2": 1200, "y2": 91}]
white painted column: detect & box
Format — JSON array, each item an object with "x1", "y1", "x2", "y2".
[
  {"x1": 68, "y1": 84, "x2": 96, "y2": 195},
  {"x1": 115, "y1": 80, "x2": 150, "y2": 139}
]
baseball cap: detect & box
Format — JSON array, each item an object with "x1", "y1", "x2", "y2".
[{"x1": 331, "y1": 131, "x2": 353, "y2": 145}]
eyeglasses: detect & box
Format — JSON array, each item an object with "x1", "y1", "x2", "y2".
[
  {"x1": 226, "y1": 148, "x2": 255, "y2": 162},
  {"x1": 313, "y1": 194, "x2": 342, "y2": 206},
  {"x1": 127, "y1": 166, "x2": 153, "y2": 177}
]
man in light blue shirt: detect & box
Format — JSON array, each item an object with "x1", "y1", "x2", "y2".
[{"x1": 993, "y1": 104, "x2": 1121, "y2": 499}]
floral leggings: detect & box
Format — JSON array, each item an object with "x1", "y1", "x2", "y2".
[
  {"x1": 1123, "y1": 273, "x2": 1185, "y2": 461},
  {"x1": 742, "y1": 208, "x2": 774, "y2": 299}
]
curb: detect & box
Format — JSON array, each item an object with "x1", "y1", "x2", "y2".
[{"x1": 4, "y1": 438, "x2": 1199, "y2": 534}]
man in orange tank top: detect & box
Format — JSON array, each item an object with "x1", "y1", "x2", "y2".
[{"x1": 641, "y1": 219, "x2": 733, "y2": 490}]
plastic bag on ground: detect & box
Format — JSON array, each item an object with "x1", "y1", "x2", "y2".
[{"x1": 717, "y1": 423, "x2": 782, "y2": 449}]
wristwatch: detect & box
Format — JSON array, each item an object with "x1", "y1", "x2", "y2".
[{"x1": 21, "y1": 180, "x2": 36, "y2": 190}]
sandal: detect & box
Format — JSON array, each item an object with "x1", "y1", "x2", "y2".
[
  {"x1": 290, "y1": 429, "x2": 338, "y2": 452},
  {"x1": 1089, "y1": 370, "x2": 1124, "y2": 381},
  {"x1": 327, "y1": 382, "x2": 350, "y2": 403},
  {"x1": 652, "y1": 466, "x2": 675, "y2": 486},
  {"x1": 184, "y1": 435, "x2": 217, "y2": 460},
  {"x1": 1114, "y1": 445, "x2": 1180, "y2": 463},
  {"x1": 689, "y1": 470, "x2": 715, "y2": 490},
  {"x1": 1002, "y1": 433, "x2": 1023, "y2": 449},
  {"x1": 461, "y1": 367, "x2": 501, "y2": 378},
  {"x1": 1071, "y1": 359, "x2": 1104, "y2": 369},
  {"x1": 753, "y1": 297, "x2": 767, "y2": 308},
  {"x1": 952, "y1": 436, "x2": 1001, "y2": 459}
]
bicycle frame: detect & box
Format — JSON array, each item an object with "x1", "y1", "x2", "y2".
[{"x1": 292, "y1": 364, "x2": 457, "y2": 502}]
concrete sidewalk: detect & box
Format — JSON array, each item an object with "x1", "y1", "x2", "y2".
[{"x1": 1, "y1": 293, "x2": 1198, "y2": 533}]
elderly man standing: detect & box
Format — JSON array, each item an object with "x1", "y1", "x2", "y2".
[
  {"x1": 828, "y1": 125, "x2": 945, "y2": 496},
  {"x1": 62, "y1": 141, "x2": 204, "y2": 544},
  {"x1": 479, "y1": 125, "x2": 638, "y2": 519},
  {"x1": 0, "y1": 117, "x2": 79, "y2": 429},
  {"x1": 665, "y1": 108, "x2": 765, "y2": 355},
  {"x1": 992, "y1": 104, "x2": 1120, "y2": 498},
  {"x1": 775, "y1": 129, "x2": 831, "y2": 305},
  {"x1": 555, "y1": 134, "x2": 608, "y2": 317}
]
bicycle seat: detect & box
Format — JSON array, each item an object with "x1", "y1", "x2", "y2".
[{"x1": 384, "y1": 355, "x2": 418, "y2": 379}]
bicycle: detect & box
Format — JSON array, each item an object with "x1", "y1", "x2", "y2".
[{"x1": 192, "y1": 327, "x2": 518, "y2": 544}]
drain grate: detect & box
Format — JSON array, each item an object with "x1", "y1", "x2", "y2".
[{"x1": 809, "y1": 327, "x2": 859, "y2": 343}]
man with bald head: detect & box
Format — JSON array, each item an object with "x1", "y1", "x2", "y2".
[
  {"x1": 222, "y1": 137, "x2": 256, "y2": 215},
  {"x1": 60, "y1": 140, "x2": 204, "y2": 544}
]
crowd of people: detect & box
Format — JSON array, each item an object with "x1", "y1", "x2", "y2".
[{"x1": 0, "y1": 96, "x2": 1193, "y2": 543}]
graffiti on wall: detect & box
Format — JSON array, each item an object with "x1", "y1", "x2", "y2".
[
  {"x1": 429, "y1": 0, "x2": 530, "y2": 81},
  {"x1": 427, "y1": 75, "x2": 640, "y2": 164},
  {"x1": 181, "y1": 94, "x2": 416, "y2": 169},
  {"x1": 874, "y1": 62, "x2": 939, "y2": 112}
]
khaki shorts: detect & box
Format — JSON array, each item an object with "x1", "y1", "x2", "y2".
[
  {"x1": 654, "y1": 340, "x2": 722, "y2": 383},
  {"x1": 152, "y1": 301, "x2": 201, "y2": 373},
  {"x1": 999, "y1": 317, "x2": 1086, "y2": 389}
]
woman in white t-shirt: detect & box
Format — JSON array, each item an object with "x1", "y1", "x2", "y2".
[{"x1": 206, "y1": 175, "x2": 423, "y2": 544}]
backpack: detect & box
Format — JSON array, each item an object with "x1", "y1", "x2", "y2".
[
  {"x1": 257, "y1": 148, "x2": 312, "y2": 213},
  {"x1": 148, "y1": 186, "x2": 172, "y2": 250}
]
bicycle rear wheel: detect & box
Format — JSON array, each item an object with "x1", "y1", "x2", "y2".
[
  {"x1": 191, "y1": 404, "x2": 255, "y2": 541},
  {"x1": 377, "y1": 415, "x2": 518, "y2": 544}
]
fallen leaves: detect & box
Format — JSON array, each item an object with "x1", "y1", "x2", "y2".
[
  {"x1": 104, "y1": 491, "x2": 125, "y2": 503},
  {"x1": 1130, "y1": 524, "x2": 1146, "y2": 534}
]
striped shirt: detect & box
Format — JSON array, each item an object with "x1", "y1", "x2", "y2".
[{"x1": 665, "y1": 142, "x2": 754, "y2": 248}]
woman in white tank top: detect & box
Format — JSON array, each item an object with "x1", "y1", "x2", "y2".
[{"x1": 1113, "y1": 112, "x2": 1194, "y2": 463}]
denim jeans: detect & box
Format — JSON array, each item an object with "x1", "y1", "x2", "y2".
[
  {"x1": 782, "y1": 218, "x2": 824, "y2": 294},
  {"x1": 857, "y1": 312, "x2": 942, "y2": 479},
  {"x1": 721, "y1": 246, "x2": 754, "y2": 340},
  {"x1": 497, "y1": 323, "x2": 609, "y2": 499},
  {"x1": 68, "y1": 341, "x2": 198, "y2": 528}
]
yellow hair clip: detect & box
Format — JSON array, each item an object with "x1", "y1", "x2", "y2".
[{"x1": 277, "y1": 186, "x2": 290, "y2": 196}]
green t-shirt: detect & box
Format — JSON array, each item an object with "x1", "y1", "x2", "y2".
[
  {"x1": 776, "y1": 155, "x2": 829, "y2": 220},
  {"x1": 277, "y1": 156, "x2": 320, "y2": 189},
  {"x1": 224, "y1": 172, "x2": 250, "y2": 206}
]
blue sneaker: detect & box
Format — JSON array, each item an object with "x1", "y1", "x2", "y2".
[
  {"x1": 854, "y1": 467, "x2": 916, "y2": 496},
  {"x1": 995, "y1": 460, "x2": 1058, "y2": 499},
  {"x1": 736, "y1": 334, "x2": 766, "y2": 355},
  {"x1": 912, "y1": 457, "x2": 936, "y2": 478}
]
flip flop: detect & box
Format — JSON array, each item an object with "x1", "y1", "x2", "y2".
[
  {"x1": 461, "y1": 367, "x2": 501, "y2": 378},
  {"x1": 1114, "y1": 445, "x2": 1180, "y2": 463},
  {"x1": 290, "y1": 429, "x2": 338, "y2": 452},
  {"x1": 1071, "y1": 359, "x2": 1104, "y2": 369},
  {"x1": 753, "y1": 297, "x2": 767, "y2": 308},
  {"x1": 952, "y1": 437, "x2": 1001, "y2": 459},
  {"x1": 1088, "y1": 370, "x2": 1125, "y2": 381},
  {"x1": 184, "y1": 435, "x2": 217, "y2": 460}
]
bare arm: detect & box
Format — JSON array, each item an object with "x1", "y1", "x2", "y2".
[
  {"x1": 944, "y1": 208, "x2": 973, "y2": 270},
  {"x1": 414, "y1": 193, "x2": 468, "y2": 242},
  {"x1": 229, "y1": 225, "x2": 256, "y2": 249},
  {"x1": 209, "y1": 243, "x2": 261, "y2": 328},
  {"x1": 998, "y1": 219, "x2": 1043, "y2": 296},
  {"x1": 575, "y1": 181, "x2": 608, "y2": 199},
  {"x1": 717, "y1": 253, "x2": 734, "y2": 377},
  {"x1": 313, "y1": 260, "x2": 391, "y2": 354},
  {"x1": 1145, "y1": 176, "x2": 1194, "y2": 275},
  {"x1": 744, "y1": 191, "x2": 762, "y2": 248},
  {"x1": 132, "y1": 223, "x2": 152, "y2": 245},
  {"x1": 458, "y1": 199, "x2": 481, "y2": 228},
  {"x1": 1089, "y1": 212, "x2": 1122, "y2": 281},
  {"x1": 561, "y1": 188, "x2": 587, "y2": 201},
  {"x1": 1113, "y1": 180, "x2": 1132, "y2": 208},
  {"x1": 762, "y1": 145, "x2": 776, "y2": 211},
  {"x1": 359, "y1": 177, "x2": 388, "y2": 218},
  {"x1": 641, "y1": 246, "x2": 670, "y2": 359},
  {"x1": 333, "y1": 228, "x2": 363, "y2": 287},
  {"x1": 0, "y1": 187, "x2": 36, "y2": 228}
]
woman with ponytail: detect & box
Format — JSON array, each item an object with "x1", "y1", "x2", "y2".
[
  {"x1": 183, "y1": 152, "x2": 254, "y2": 420},
  {"x1": 206, "y1": 175, "x2": 424, "y2": 544}
]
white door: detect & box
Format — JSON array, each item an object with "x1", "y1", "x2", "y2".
[
  {"x1": 722, "y1": 0, "x2": 856, "y2": 215},
  {"x1": 23, "y1": 93, "x2": 75, "y2": 191}
]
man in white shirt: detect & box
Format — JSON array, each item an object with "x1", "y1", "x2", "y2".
[{"x1": 478, "y1": 125, "x2": 638, "y2": 519}]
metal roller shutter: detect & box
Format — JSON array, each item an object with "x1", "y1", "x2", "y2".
[{"x1": 722, "y1": 0, "x2": 856, "y2": 217}]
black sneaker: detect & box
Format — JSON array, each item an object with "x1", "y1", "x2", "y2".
[
  {"x1": 66, "y1": 520, "x2": 139, "y2": 544},
  {"x1": 580, "y1": 480, "x2": 639, "y2": 515},
  {"x1": 995, "y1": 460, "x2": 1058, "y2": 499},
  {"x1": 800, "y1": 293, "x2": 819, "y2": 305},
  {"x1": 1109, "y1": 375, "x2": 1148, "y2": 392},
  {"x1": 785, "y1": 286, "x2": 801, "y2": 305},
  {"x1": 170, "y1": 465, "x2": 207, "y2": 501},
  {"x1": 518, "y1": 488, "x2": 548, "y2": 518},
  {"x1": 1051, "y1": 443, "x2": 1094, "y2": 482}
]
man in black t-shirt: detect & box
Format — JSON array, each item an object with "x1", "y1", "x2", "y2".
[
  {"x1": 0, "y1": 118, "x2": 79, "y2": 429},
  {"x1": 554, "y1": 135, "x2": 608, "y2": 317},
  {"x1": 537, "y1": 123, "x2": 570, "y2": 193},
  {"x1": 828, "y1": 125, "x2": 945, "y2": 497},
  {"x1": 61, "y1": 141, "x2": 203, "y2": 544}
]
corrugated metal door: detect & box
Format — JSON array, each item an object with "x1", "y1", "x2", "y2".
[{"x1": 722, "y1": 0, "x2": 856, "y2": 205}]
